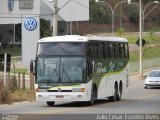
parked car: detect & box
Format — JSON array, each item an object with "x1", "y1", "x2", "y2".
[{"x1": 144, "y1": 70, "x2": 160, "y2": 89}]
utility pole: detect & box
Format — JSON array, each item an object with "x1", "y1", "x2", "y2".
[
  {"x1": 139, "y1": 0, "x2": 143, "y2": 77},
  {"x1": 4, "y1": 53, "x2": 7, "y2": 86},
  {"x1": 53, "y1": 0, "x2": 58, "y2": 36}
]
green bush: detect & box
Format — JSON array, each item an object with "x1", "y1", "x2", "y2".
[
  {"x1": 90, "y1": 0, "x2": 111, "y2": 24},
  {"x1": 129, "y1": 11, "x2": 139, "y2": 24},
  {"x1": 116, "y1": 28, "x2": 125, "y2": 36},
  {"x1": 40, "y1": 19, "x2": 51, "y2": 38}
]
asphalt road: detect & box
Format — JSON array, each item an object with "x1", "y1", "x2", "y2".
[{"x1": 0, "y1": 79, "x2": 160, "y2": 120}]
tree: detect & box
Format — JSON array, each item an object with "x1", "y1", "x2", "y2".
[
  {"x1": 40, "y1": 19, "x2": 51, "y2": 38},
  {"x1": 90, "y1": 0, "x2": 111, "y2": 24}
]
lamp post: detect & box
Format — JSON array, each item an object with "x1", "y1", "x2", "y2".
[
  {"x1": 142, "y1": 1, "x2": 160, "y2": 32},
  {"x1": 120, "y1": 0, "x2": 123, "y2": 29},
  {"x1": 139, "y1": 0, "x2": 143, "y2": 77},
  {"x1": 53, "y1": 0, "x2": 58, "y2": 36},
  {"x1": 49, "y1": 0, "x2": 58, "y2": 36}
]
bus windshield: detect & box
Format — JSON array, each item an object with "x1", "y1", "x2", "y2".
[
  {"x1": 37, "y1": 42, "x2": 86, "y2": 55},
  {"x1": 36, "y1": 57, "x2": 86, "y2": 83}
]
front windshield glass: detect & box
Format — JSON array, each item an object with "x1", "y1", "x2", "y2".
[
  {"x1": 37, "y1": 42, "x2": 86, "y2": 55},
  {"x1": 36, "y1": 57, "x2": 86, "y2": 83},
  {"x1": 148, "y1": 71, "x2": 160, "y2": 77}
]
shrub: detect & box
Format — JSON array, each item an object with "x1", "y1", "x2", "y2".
[
  {"x1": 129, "y1": 11, "x2": 139, "y2": 24},
  {"x1": 0, "y1": 86, "x2": 12, "y2": 104},
  {"x1": 116, "y1": 28, "x2": 125, "y2": 36}
]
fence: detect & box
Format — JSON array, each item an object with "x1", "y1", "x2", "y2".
[
  {"x1": 0, "y1": 56, "x2": 34, "y2": 91},
  {"x1": 129, "y1": 57, "x2": 160, "y2": 73}
]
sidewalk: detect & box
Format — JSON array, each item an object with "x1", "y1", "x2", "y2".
[{"x1": 129, "y1": 73, "x2": 143, "y2": 82}]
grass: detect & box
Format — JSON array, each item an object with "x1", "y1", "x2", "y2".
[
  {"x1": 0, "y1": 87, "x2": 35, "y2": 104},
  {"x1": 0, "y1": 46, "x2": 21, "y2": 57},
  {"x1": 11, "y1": 89, "x2": 35, "y2": 102},
  {"x1": 145, "y1": 28, "x2": 160, "y2": 32},
  {"x1": 12, "y1": 68, "x2": 28, "y2": 74},
  {"x1": 143, "y1": 46, "x2": 160, "y2": 59},
  {"x1": 125, "y1": 34, "x2": 160, "y2": 44},
  {"x1": 0, "y1": 78, "x2": 35, "y2": 104},
  {"x1": 121, "y1": 32, "x2": 160, "y2": 62},
  {"x1": 130, "y1": 45, "x2": 160, "y2": 62},
  {"x1": 126, "y1": 35, "x2": 138, "y2": 44}
]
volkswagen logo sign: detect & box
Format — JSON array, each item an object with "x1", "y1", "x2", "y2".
[
  {"x1": 57, "y1": 88, "x2": 61, "y2": 92},
  {"x1": 24, "y1": 17, "x2": 37, "y2": 31}
]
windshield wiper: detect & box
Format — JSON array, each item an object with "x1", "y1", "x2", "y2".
[{"x1": 62, "y1": 68, "x2": 72, "y2": 83}]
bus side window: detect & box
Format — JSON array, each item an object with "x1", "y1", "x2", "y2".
[
  {"x1": 87, "y1": 44, "x2": 92, "y2": 57},
  {"x1": 101, "y1": 43, "x2": 104, "y2": 59},
  {"x1": 97, "y1": 43, "x2": 100, "y2": 58},
  {"x1": 114, "y1": 43, "x2": 119, "y2": 59},
  {"x1": 98, "y1": 43, "x2": 104, "y2": 59},
  {"x1": 109, "y1": 43, "x2": 114, "y2": 59},
  {"x1": 120, "y1": 43, "x2": 125, "y2": 59},
  {"x1": 125, "y1": 43, "x2": 129, "y2": 59},
  {"x1": 92, "y1": 44, "x2": 97, "y2": 58},
  {"x1": 118, "y1": 43, "x2": 121, "y2": 59},
  {"x1": 105, "y1": 43, "x2": 110, "y2": 58},
  {"x1": 102, "y1": 43, "x2": 106, "y2": 59}
]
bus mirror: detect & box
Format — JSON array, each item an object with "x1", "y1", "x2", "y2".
[{"x1": 30, "y1": 60, "x2": 35, "y2": 75}]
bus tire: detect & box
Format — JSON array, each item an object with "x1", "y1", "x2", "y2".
[
  {"x1": 117, "y1": 82, "x2": 122, "y2": 101},
  {"x1": 109, "y1": 83, "x2": 118, "y2": 102},
  {"x1": 47, "y1": 101, "x2": 55, "y2": 107}
]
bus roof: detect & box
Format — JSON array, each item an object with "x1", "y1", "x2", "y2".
[{"x1": 38, "y1": 35, "x2": 128, "y2": 43}]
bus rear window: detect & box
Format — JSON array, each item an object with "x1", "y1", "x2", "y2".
[{"x1": 37, "y1": 42, "x2": 86, "y2": 55}]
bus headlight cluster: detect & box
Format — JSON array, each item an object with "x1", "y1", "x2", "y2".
[
  {"x1": 37, "y1": 89, "x2": 48, "y2": 92},
  {"x1": 72, "y1": 88, "x2": 85, "y2": 92}
]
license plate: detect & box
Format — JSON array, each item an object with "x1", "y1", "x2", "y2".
[{"x1": 56, "y1": 95, "x2": 64, "y2": 99}]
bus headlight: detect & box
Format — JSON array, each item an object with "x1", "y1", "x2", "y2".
[
  {"x1": 72, "y1": 88, "x2": 85, "y2": 92},
  {"x1": 37, "y1": 89, "x2": 48, "y2": 92}
]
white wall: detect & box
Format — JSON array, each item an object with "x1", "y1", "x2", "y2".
[
  {"x1": 22, "y1": 16, "x2": 40, "y2": 69},
  {"x1": 21, "y1": 0, "x2": 40, "y2": 69}
]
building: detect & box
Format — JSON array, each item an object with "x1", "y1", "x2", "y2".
[{"x1": 0, "y1": 0, "x2": 89, "y2": 69}]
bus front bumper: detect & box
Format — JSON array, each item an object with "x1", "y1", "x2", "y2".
[{"x1": 36, "y1": 92, "x2": 91, "y2": 102}]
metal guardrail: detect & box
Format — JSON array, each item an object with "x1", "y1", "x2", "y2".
[{"x1": 129, "y1": 57, "x2": 160, "y2": 73}]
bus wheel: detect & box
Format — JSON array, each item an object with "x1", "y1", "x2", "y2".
[
  {"x1": 87, "y1": 87, "x2": 97, "y2": 106},
  {"x1": 109, "y1": 84, "x2": 118, "y2": 102},
  {"x1": 117, "y1": 82, "x2": 122, "y2": 101},
  {"x1": 47, "y1": 101, "x2": 55, "y2": 107}
]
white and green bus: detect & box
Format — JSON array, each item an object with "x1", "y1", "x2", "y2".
[{"x1": 30, "y1": 35, "x2": 129, "y2": 106}]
